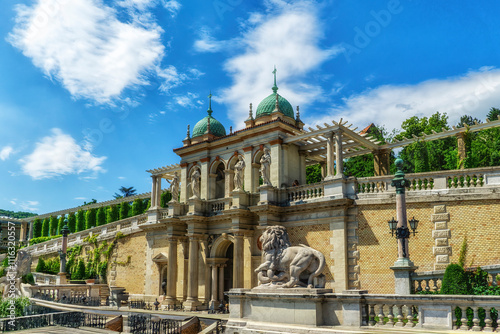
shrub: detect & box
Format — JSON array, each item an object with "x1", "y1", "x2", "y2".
[
  {"x1": 119, "y1": 202, "x2": 131, "y2": 220},
  {"x1": 22, "y1": 273, "x2": 34, "y2": 285},
  {"x1": 76, "y1": 210, "x2": 85, "y2": 232},
  {"x1": 72, "y1": 260, "x2": 86, "y2": 280},
  {"x1": 131, "y1": 199, "x2": 144, "y2": 216},
  {"x1": 67, "y1": 212, "x2": 76, "y2": 233},
  {"x1": 32, "y1": 218, "x2": 42, "y2": 238},
  {"x1": 106, "y1": 205, "x2": 119, "y2": 224},
  {"x1": 35, "y1": 258, "x2": 45, "y2": 273},
  {"x1": 57, "y1": 216, "x2": 65, "y2": 235},
  {"x1": 96, "y1": 207, "x2": 106, "y2": 227},
  {"x1": 441, "y1": 263, "x2": 471, "y2": 295},
  {"x1": 41, "y1": 218, "x2": 49, "y2": 237},
  {"x1": 0, "y1": 297, "x2": 31, "y2": 317},
  {"x1": 49, "y1": 216, "x2": 57, "y2": 236},
  {"x1": 29, "y1": 235, "x2": 61, "y2": 246},
  {"x1": 160, "y1": 191, "x2": 172, "y2": 208},
  {"x1": 86, "y1": 208, "x2": 97, "y2": 230}
]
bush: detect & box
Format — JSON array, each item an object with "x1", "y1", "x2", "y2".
[
  {"x1": 32, "y1": 218, "x2": 42, "y2": 238},
  {"x1": 72, "y1": 260, "x2": 86, "y2": 280},
  {"x1": 441, "y1": 263, "x2": 471, "y2": 295},
  {"x1": 22, "y1": 273, "x2": 34, "y2": 285},
  {"x1": 29, "y1": 235, "x2": 61, "y2": 246},
  {"x1": 0, "y1": 297, "x2": 31, "y2": 317},
  {"x1": 35, "y1": 258, "x2": 45, "y2": 273}
]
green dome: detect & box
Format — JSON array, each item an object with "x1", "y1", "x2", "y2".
[
  {"x1": 255, "y1": 93, "x2": 294, "y2": 119},
  {"x1": 192, "y1": 113, "x2": 226, "y2": 138}
]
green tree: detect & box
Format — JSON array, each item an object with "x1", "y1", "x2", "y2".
[
  {"x1": 76, "y1": 210, "x2": 85, "y2": 232},
  {"x1": 85, "y1": 208, "x2": 97, "y2": 230},
  {"x1": 96, "y1": 207, "x2": 106, "y2": 226},
  {"x1": 82, "y1": 199, "x2": 97, "y2": 206},
  {"x1": 144, "y1": 199, "x2": 151, "y2": 211},
  {"x1": 160, "y1": 191, "x2": 172, "y2": 208},
  {"x1": 41, "y1": 218, "x2": 49, "y2": 237},
  {"x1": 35, "y1": 258, "x2": 45, "y2": 272},
  {"x1": 106, "y1": 205, "x2": 119, "y2": 224},
  {"x1": 67, "y1": 212, "x2": 76, "y2": 233},
  {"x1": 48, "y1": 216, "x2": 57, "y2": 236},
  {"x1": 487, "y1": 107, "x2": 500, "y2": 121},
  {"x1": 32, "y1": 218, "x2": 42, "y2": 238},
  {"x1": 57, "y1": 215, "x2": 65, "y2": 235},
  {"x1": 119, "y1": 202, "x2": 131, "y2": 220},
  {"x1": 131, "y1": 199, "x2": 144, "y2": 216},
  {"x1": 114, "y1": 186, "x2": 137, "y2": 199},
  {"x1": 306, "y1": 164, "x2": 322, "y2": 184}
]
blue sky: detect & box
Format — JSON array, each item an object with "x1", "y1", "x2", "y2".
[{"x1": 2, "y1": 0, "x2": 500, "y2": 214}]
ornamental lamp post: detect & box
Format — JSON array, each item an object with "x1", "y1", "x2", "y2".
[
  {"x1": 389, "y1": 158, "x2": 418, "y2": 295},
  {"x1": 57, "y1": 221, "x2": 70, "y2": 284}
]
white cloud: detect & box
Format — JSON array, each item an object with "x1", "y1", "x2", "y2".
[
  {"x1": 215, "y1": 1, "x2": 341, "y2": 126},
  {"x1": 0, "y1": 146, "x2": 13, "y2": 161},
  {"x1": 10, "y1": 200, "x2": 17, "y2": 205},
  {"x1": 310, "y1": 67, "x2": 500, "y2": 132},
  {"x1": 74, "y1": 197, "x2": 87, "y2": 200},
  {"x1": 194, "y1": 29, "x2": 234, "y2": 53},
  {"x1": 157, "y1": 66, "x2": 204, "y2": 94},
  {"x1": 118, "y1": 176, "x2": 126, "y2": 180},
  {"x1": 19, "y1": 128, "x2": 107, "y2": 180},
  {"x1": 8, "y1": 0, "x2": 165, "y2": 104},
  {"x1": 20, "y1": 201, "x2": 39, "y2": 212},
  {"x1": 174, "y1": 92, "x2": 200, "y2": 108},
  {"x1": 162, "y1": 0, "x2": 181, "y2": 17}
]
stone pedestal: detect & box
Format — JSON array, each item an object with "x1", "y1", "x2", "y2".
[
  {"x1": 110, "y1": 287, "x2": 129, "y2": 308},
  {"x1": 391, "y1": 258, "x2": 417, "y2": 295},
  {"x1": 323, "y1": 178, "x2": 356, "y2": 199},
  {"x1": 167, "y1": 201, "x2": 184, "y2": 217},
  {"x1": 231, "y1": 189, "x2": 249, "y2": 209},
  {"x1": 183, "y1": 299, "x2": 201, "y2": 311},
  {"x1": 188, "y1": 198, "x2": 204, "y2": 215},
  {"x1": 258, "y1": 185, "x2": 277, "y2": 205},
  {"x1": 56, "y1": 273, "x2": 67, "y2": 285},
  {"x1": 226, "y1": 288, "x2": 339, "y2": 334}
]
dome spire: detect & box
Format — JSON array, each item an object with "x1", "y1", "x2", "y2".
[
  {"x1": 207, "y1": 91, "x2": 213, "y2": 117},
  {"x1": 272, "y1": 66, "x2": 278, "y2": 94}
]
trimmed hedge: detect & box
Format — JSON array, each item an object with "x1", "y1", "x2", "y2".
[{"x1": 441, "y1": 263, "x2": 471, "y2": 295}]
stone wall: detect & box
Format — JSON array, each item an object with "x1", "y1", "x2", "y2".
[
  {"x1": 113, "y1": 232, "x2": 147, "y2": 294},
  {"x1": 356, "y1": 198, "x2": 500, "y2": 294}
]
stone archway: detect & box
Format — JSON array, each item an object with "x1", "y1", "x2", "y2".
[
  {"x1": 152, "y1": 253, "x2": 168, "y2": 296},
  {"x1": 208, "y1": 235, "x2": 234, "y2": 309}
]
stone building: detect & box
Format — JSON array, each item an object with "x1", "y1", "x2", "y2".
[{"x1": 22, "y1": 74, "x2": 500, "y2": 310}]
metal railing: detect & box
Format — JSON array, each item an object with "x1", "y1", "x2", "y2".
[
  {"x1": 129, "y1": 314, "x2": 181, "y2": 334},
  {"x1": 0, "y1": 311, "x2": 108, "y2": 332}
]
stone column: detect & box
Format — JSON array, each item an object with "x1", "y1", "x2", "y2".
[
  {"x1": 20, "y1": 221, "x2": 28, "y2": 242},
  {"x1": 373, "y1": 149, "x2": 391, "y2": 176},
  {"x1": 28, "y1": 221, "x2": 33, "y2": 240},
  {"x1": 156, "y1": 176, "x2": 162, "y2": 207},
  {"x1": 243, "y1": 147, "x2": 254, "y2": 192},
  {"x1": 165, "y1": 237, "x2": 178, "y2": 306},
  {"x1": 390, "y1": 158, "x2": 417, "y2": 294},
  {"x1": 150, "y1": 175, "x2": 157, "y2": 209},
  {"x1": 185, "y1": 236, "x2": 200, "y2": 310},
  {"x1": 233, "y1": 233, "x2": 244, "y2": 288},
  {"x1": 456, "y1": 132, "x2": 466, "y2": 169},
  {"x1": 225, "y1": 169, "x2": 234, "y2": 197},
  {"x1": 325, "y1": 132, "x2": 335, "y2": 180},
  {"x1": 210, "y1": 265, "x2": 218, "y2": 309},
  {"x1": 218, "y1": 264, "x2": 225, "y2": 302},
  {"x1": 180, "y1": 164, "x2": 188, "y2": 203},
  {"x1": 58, "y1": 224, "x2": 70, "y2": 284},
  {"x1": 269, "y1": 139, "x2": 283, "y2": 187},
  {"x1": 334, "y1": 130, "x2": 344, "y2": 179},
  {"x1": 200, "y1": 158, "x2": 210, "y2": 200}
]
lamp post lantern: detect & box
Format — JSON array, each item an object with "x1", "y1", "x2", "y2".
[
  {"x1": 389, "y1": 158, "x2": 418, "y2": 294},
  {"x1": 57, "y1": 220, "x2": 70, "y2": 284}
]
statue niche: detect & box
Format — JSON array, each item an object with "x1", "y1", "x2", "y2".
[{"x1": 255, "y1": 226, "x2": 325, "y2": 288}]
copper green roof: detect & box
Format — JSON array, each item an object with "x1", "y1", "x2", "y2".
[
  {"x1": 255, "y1": 67, "x2": 294, "y2": 119},
  {"x1": 255, "y1": 93, "x2": 294, "y2": 118},
  {"x1": 192, "y1": 93, "x2": 226, "y2": 138}
]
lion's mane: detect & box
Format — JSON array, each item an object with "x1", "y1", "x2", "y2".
[{"x1": 261, "y1": 226, "x2": 291, "y2": 252}]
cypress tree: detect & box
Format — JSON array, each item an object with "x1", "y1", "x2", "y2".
[
  {"x1": 49, "y1": 216, "x2": 57, "y2": 236},
  {"x1": 76, "y1": 210, "x2": 85, "y2": 232},
  {"x1": 35, "y1": 258, "x2": 45, "y2": 273},
  {"x1": 86, "y1": 208, "x2": 97, "y2": 230},
  {"x1": 441, "y1": 263, "x2": 471, "y2": 295},
  {"x1": 41, "y1": 218, "x2": 49, "y2": 237},
  {"x1": 67, "y1": 212, "x2": 76, "y2": 233},
  {"x1": 96, "y1": 207, "x2": 106, "y2": 226},
  {"x1": 106, "y1": 205, "x2": 119, "y2": 224},
  {"x1": 57, "y1": 215, "x2": 65, "y2": 235},
  {"x1": 32, "y1": 218, "x2": 42, "y2": 238},
  {"x1": 131, "y1": 199, "x2": 143, "y2": 216},
  {"x1": 119, "y1": 202, "x2": 130, "y2": 220}
]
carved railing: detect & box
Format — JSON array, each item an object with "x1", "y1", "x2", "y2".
[
  {"x1": 363, "y1": 294, "x2": 500, "y2": 331},
  {"x1": 23, "y1": 213, "x2": 147, "y2": 257},
  {"x1": 207, "y1": 198, "x2": 230, "y2": 214},
  {"x1": 356, "y1": 166, "x2": 500, "y2": 194},
  {"x1": 287, "y1": 182, "x2": 324, "y2": 201},
  {"x1": 412, "y1": 265, "x2": 500, "y2": 293}
]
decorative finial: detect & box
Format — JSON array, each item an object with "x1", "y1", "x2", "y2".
[
  {"x1": 249, "y1": 103, "x2": 253, "y2": 119},
  {"x1": 230, "y1": 126, "x2": 233, "y2": 134},
  {"x1": 207, "y1": 91, "x2": 213, "y2": 117},
  {"x1": 296, "y1": 106, "x2": 300, "y2": 118},
  {"x1": 187, "y1": 124, "x2": 190, "y2": 139},
  {"x1": 272, "y1": 66, "x2": 278, "y2": 94}
]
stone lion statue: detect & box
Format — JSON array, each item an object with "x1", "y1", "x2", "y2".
[{"x1": 255, "y1": 226, "x2": 325, "y2": 288}]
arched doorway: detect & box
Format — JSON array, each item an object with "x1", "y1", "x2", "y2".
[
  {"x1": 223, "y1": 243, "x2": 233, "y2": 297},
  {"x1": 215, "y1": 162, "x2": 225, "y2": 199},
  {"x1": 208, "y1": 235, "x2": 234, "y2": 309}
]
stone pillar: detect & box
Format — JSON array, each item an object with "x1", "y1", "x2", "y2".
[
  {"x1": 432, "y1": 205, "x2": 451, "y2": 270},
  {"x1": 456, "y1": 132, "x2": 466, "y2": 169},
  {"x1": 319, "y1": 161, "x2": 326, "y2": 179},
  {"x1": 325, "y1": 132, "x2": 335, "y2": 180},
  {"x1": 390, "y1": 158, "x2": 417, "y2": 294},
  {"x1": 180, "y1": 164, "x2": 188, "y2": 203},
  {"x1": 156, "y1": 176, "x2": 162, "y2": 207},
  {"x1": 200, "y1": 158, "x2": 210, "y2": 200},
  {"x1": 225, "y1": 169, "x2": 234, "y2": 197},
  {"x1": 150, "y1": 175, "x2": 157, "y2": 209},
  {"x1": 58, "y1": 224, "x2": 70, "y2": 284},
  {"x1": 218, "y1": 264, "x2": 225, "y2": 302},
  {"x1": 165, "y1": 237, "x2": 178, "y2": 306},
  {"x1": 210, "y1": 265, "x2": 218, "y2": 309},
  {"x1": 185, "y1": 236, "x2": 201, "y2": 310},
  {"x1": 373, "y1": 149, "x2": 391, "y2": 176},
  {"x1": 269, "y1": 139, "x2": 283, "y2": 187},
  {"x1": 299, "y1": 151, "x2": 307, "y2": 185},
  {"x1": 28, "y1": 221, "x2": 33, "y2": 240},
  {"x1": 243, "y1": 147, "x2": 254, "y2": 192},
  {"x1": 233, "y1": 233, "x2": 244, "y2": 288},
  {"x1": 334, "y1": 130, "x2": 344, "y2": 179},
  {"x1": 20, "y1": 221, "x2": 28, "y2": 242}
]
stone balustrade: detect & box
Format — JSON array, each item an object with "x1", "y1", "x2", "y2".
[
  {"x1": 412, "y1": 265, "x2": 500, "y2": 293},
  {"x1": 30, "y1": 283, "x2": 107, "y2": 301},
  {"x1": 207, "y1": 198, "x2": 230, "y2": 214},
  {"x1": 287, "y1": 182, "x2": 324, "y2": 202},
  {"x1": 23, "y1": 213, "x2": 148, "y2": 257}
]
